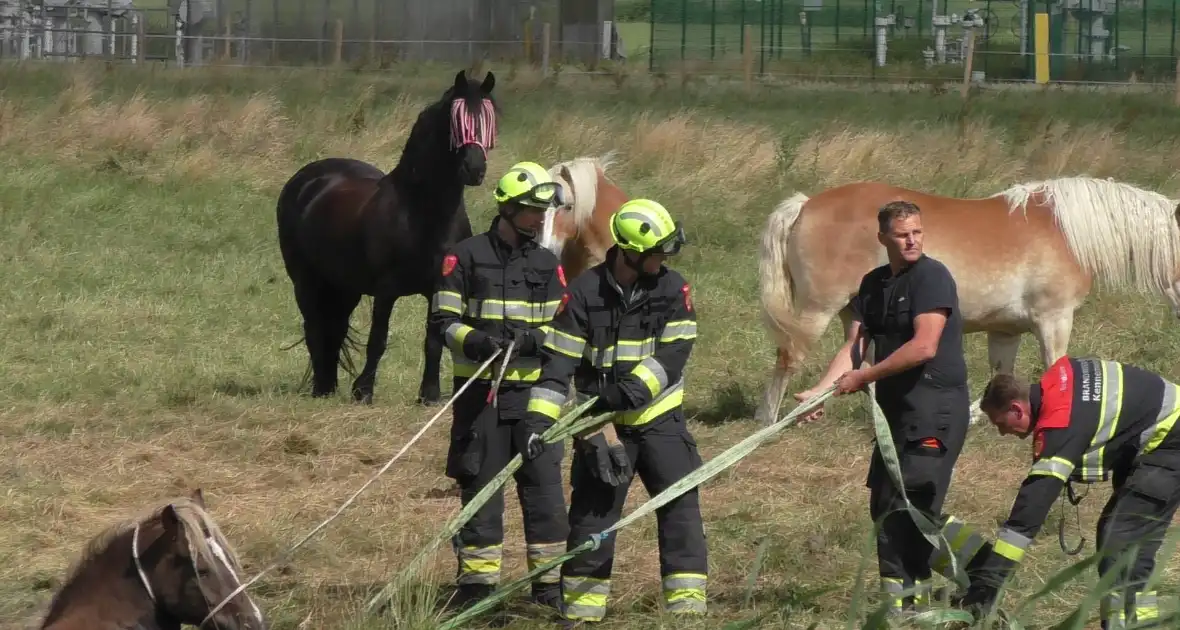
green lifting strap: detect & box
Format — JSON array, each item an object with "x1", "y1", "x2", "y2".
[
  {"x1": 364, "y1": 395, "x2": 608, "y2": 613},
  {"x1": 434, "y1": 384, "x2": 842, "y2": 629}
]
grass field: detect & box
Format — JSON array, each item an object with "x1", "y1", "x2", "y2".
[{"x1": 5, "y1": 61, "x2": 1180, "y2": 629}]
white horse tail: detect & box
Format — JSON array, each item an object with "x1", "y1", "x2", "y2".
[
  {"x1": 759, "y1": 192, "x2": 810, "y2": 356},
  {"x1": 997, "y1": 176, "x2": 1180, "y2": 295}
]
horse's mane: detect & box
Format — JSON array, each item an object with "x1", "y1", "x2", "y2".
[
  {"x1": 62, "y1": 496, "x2": 245, "y2": 586},
  {"x1": 995, "y1": 176, "x2": 1180, "y2": 294},
  {"x1": 545, "y1": 150, "x2": 618, "y2": 245}
]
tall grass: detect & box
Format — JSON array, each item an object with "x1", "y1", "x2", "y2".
[{"x1": 2, "y1": 61, "x2": 1180, "y2": 628}]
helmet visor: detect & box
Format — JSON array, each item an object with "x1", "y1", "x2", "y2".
[
  {"x1": 513, "y1": 182, "x2": 565, "y2": 209},
  {"x1": 653, "y1": 223, "x2": 686, "y2": 255}
]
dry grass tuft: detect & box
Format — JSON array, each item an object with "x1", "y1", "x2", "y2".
[
  {"x1": 790, "y1": 119, "x2": 1180, "y2": 197},
  {"x1": 628, "y1": 112, "x2": 779, "y2": 200}
]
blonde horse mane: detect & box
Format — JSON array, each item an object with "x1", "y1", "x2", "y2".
[
  {"x1": 64, "y1": 495, "x2": 246, "y2": 586},
  {"x1": 995, "y1": 176, "x2": 1180, "y2": 294},
  {"x1": 543, "y1": 151, "x2": 619, "y2": 253}
]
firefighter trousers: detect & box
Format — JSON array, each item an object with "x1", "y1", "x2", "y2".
[
  {"x1": 866, "y1": 387, "x2": 968, "y2": 613},
  {"x1": 560, "y1": 414, "x2": 708, "y2": 622},
  {"x1": 445, "y1": 379, "x2": 569, "y2": 588},
  {"x1": 1095, "y1": 450, "x2": 1180, "y2": 630}
]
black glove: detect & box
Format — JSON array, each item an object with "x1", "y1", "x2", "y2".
[
  {"x1": 576, "y1": 433, "x2": 632, "y2": 486},
  {"x1": 517, "y1": 413, "x2": 550, "y2": 461},
  {"x1": 472, "y1": 334, "x2": 506, "y2": 361},
  {"x1": 509, "y1": 328, "x2": 540, "y2": 358},
  {"x1": 589, "y1": 384, "x2": 628, "y2": 415}
]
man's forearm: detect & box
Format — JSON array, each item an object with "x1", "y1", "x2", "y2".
[
  {"x1": 861, "y1": 340, "x2": 935, "y2": 383},
  {"x1": 813, "y1": 342, "x2": 858, "y2": 390}
]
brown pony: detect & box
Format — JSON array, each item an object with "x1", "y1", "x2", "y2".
[
  {"x1": 541, "y1": 151, "x2": 630, "y2": 278},
  {"x1": 38, "y1": 488, "x2": 266, "y2": 630},
  {"x1": 276, "y1": 69, "x2": 497, "y2": 406},
  {"x1": 755, "y1": 177, "x2": 1180, "y2": 426}
]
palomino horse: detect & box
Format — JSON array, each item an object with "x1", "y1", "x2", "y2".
[
  {"x1": 276, "y1": 69, "x2": 498, "y2": 406},
  {"x1": 755, "y1": 176, "x2": 1180, "y2": 426},
  {"x1": 541, "y1": 151, "x2": 630, "y2": 278},
  {"x1": 39, "y1": 488, "x2": 266, "y2": 630}
]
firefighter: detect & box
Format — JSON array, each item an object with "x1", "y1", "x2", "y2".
[
  {"x1": 952, "y1": 356, "x2": 1180, "y2": 629},
  {"x1": 793, "y1": 200, "x2": 972, "y2": 616},
  {"x1": 428, "y1": 161, "x2": 570, "y2": 611},
  {"x1": 525, "y1": 198, "x2": 707, "y2": 624}
]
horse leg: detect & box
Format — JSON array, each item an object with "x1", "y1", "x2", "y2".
[
  {"x1": 352, "y1": 294, "x2": 396, "y2": 404},
  {"x1": 417, "y1": 297, "x2": 444, "y2": 406},
  {"x1": 1164, "y1": 281, "x2": 1180, "y2": 320},
  {"x1": 969, "y1": 331, "x2": 1023, "y2": 425},
  {"x1": 1032, "y1": 311, "x2": 1074, "y2": 375},
  {"x1": 319, "y1": 290, "x2": 362, "y2": 399},
  {"x1": 753, "y1": 305, "x2": 838, "y2": 426},
  {"x1": 292, "y1": 279, "x2": 338, "y2": 398}
]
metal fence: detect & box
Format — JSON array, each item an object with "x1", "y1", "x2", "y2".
[
  {"x1": 4, "y1": 0, "x2": 1176, "y2": 84},
  {"x1": 643, "y1": 0, "x2": 1180, "y2": 82},
  {"x1": 0, "y1": 0, "x2": 629, "y2": 67}
]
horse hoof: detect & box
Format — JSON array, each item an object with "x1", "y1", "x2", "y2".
[
  {"x1": 417, "y1": 388, "x2": 442, "y2": 406},
  {"x1": 351, "y1": 388, "x2": 374, "y2": 405}
]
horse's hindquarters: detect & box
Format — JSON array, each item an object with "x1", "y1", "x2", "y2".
[{"x1": 277, "y1": 161, "x2": 384, "y2": 295}]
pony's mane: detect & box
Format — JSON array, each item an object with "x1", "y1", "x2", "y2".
[
  {"x1": 994, "y1": 176, "x2": 1180, "y2": 294},
  {"x1": 63, "y1": 496, "x2": 245, "y2": 586},
  {"x1": 545, "y1": 151, "x2": 618, "y2": 246}
]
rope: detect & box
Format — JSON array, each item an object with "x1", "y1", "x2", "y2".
[
  {"x1": 435, "y1": 384, "x2": 839, "y2": 629},
  {"x1": 1057, "y1": 488, "x2": 1087, "y2": 556},
  {"x1": 364, "y1": 394, "x2": 608, "y2": 613},
  {"x1": 199, "y1": 348, "x2": 506, "y2": 625},
  {"x1": 486, "y1": 339, "x2": 515, "y2": 407}
]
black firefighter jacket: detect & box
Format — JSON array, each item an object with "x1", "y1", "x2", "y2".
[
  {"x1": 970, "y1": 355, "x2": 1180, "y2": 589},
  {"x1": 429, "y1": 217, "x2": 566, "y2": 413},
  {"x1": 526, "y1": 247, "x2": 699, "y2": 430}
]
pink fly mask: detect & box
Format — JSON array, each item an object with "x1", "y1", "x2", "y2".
[{"x1": 450, "y1": 98, "x2": 497, "y2": 158}]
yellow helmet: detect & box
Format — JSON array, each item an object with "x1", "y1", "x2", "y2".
[
  {"x1": 609, "y1": 199, "x2": 686, "y2": 255},
  {"x1": 493, "y1": 161, "x2": 564, "y2": 209}
]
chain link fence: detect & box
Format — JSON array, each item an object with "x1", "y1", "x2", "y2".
[{"x1": 3, "y1": 0, "x2": 1173, "y2": 84}]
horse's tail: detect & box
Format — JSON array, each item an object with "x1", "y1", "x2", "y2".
[
  {"x1": 758, "y1": 192, "x2": 810, "y2": 362},
  {"x1": 339, "y1": 321, "x2": 364, "y2": 379},
  {"x1": 279, "y1": 321, "x2": 365, "y2": 394}
]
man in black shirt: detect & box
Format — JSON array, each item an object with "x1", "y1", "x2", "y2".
[{"x1": 794, "y1": 200, "x2": 971, "y2": 617}]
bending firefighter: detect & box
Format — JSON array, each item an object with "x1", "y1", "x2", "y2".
[
  {"x1": 525, "y1": 199, "x2": 707, "y2": 624},
  {"x1": 428, "y1": 161, "x2": 569, "y2": 610},
  {"x1": 947, "y1": 356, "x2": 1180, "y2": 629}
]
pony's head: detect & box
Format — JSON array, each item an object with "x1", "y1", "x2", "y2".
[
  {"x1": 142, "y1": 489, "x2": 267, "y2": 629},
  {"x1": 445, "y1": 69, "x2": 498, "y2": 186},
  {"x1": 51, "y1": 488, "x2": 268, "y2": 630}
]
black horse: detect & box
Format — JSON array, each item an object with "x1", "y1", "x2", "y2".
[{"x1": 276, "y1": 69, "x2": 498, "y2": 405}]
